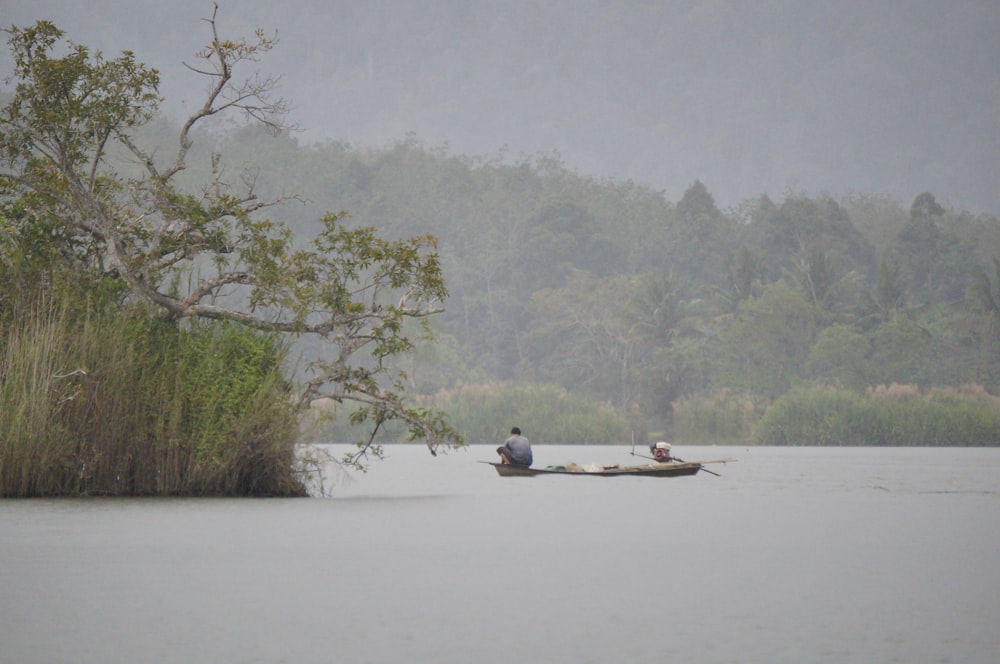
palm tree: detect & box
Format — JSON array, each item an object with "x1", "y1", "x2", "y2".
[
  {"x1": 859, "y1": 259, "x2": 906, "y2": 327},
  {"x1": 967, "y1": 258, "x2": 1000, "y2": 320}
]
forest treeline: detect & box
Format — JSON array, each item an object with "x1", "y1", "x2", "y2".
[
  {"x1": 11, "y1": 13, "x2": 996, "y2": 501},
  {"x1": 185, "y1": 125, "x2": 1000, "y2": 445}
]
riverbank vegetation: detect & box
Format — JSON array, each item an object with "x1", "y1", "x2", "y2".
[
  {"x1": 753, "y1": 384, "x2": 1000, "y2": 447},
  {"x1": 0, "y1": 287, "x2": 304, "y2": 496},
  {"x1": 186, "y1": 128, "x2": 1000, "y2": 447},
  {"x1": 0, "y1": 13, "x2": 458, "y2": 496},
  {"x1": 304, "y1": 382, "x2": 630, "y2": 452},
  {"x1": 278, "y1": 139, "x2": 1000, "y2": 446},
  {"x1": 4, "y1": 9, "x2": 1000, "y2": 499}
]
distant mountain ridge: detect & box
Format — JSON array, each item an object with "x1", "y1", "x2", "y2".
[{"x1": 5, "y1": 0, "x2": 999, "y2": 213}]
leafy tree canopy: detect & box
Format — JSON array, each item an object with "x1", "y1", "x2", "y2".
[{"x1": 0, "y1": 12, "x2": 461, "y2": 463}]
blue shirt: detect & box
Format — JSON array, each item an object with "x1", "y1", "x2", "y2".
[{"x1": 503, "y1": 434, "x2": 533, "y2": 466}]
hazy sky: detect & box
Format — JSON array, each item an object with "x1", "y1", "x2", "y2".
[{"x1": 4, "y1": 0, "x2": 1000, "y2": 213}]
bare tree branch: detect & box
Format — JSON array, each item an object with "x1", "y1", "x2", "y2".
[{"x1": 0, "y1": 11, "x2": 462, "y2": 458}]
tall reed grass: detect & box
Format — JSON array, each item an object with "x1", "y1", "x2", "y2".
[
  {"x1": 422, "y1": 382, "x2": 630, "y2": 445},
  {"x1": 0, "y1": 296, "x2": 305, "y2": 496},
  {"x1": 671, "y1": 390, "x2": 761, "y2": 444},
  {"x1": 752, "y1": 383, "x2": 1000, "y2": 446}
]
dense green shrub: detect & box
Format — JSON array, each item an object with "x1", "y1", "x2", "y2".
[
  {"x1": 752, "y1": 384, "x2": 1000, "y2": 446},
  {"x1": 750, "y1": 386, "x2": 866, "y2": 446},
  {"x1": 671, "y1": 390, "x2": 761, "y2": 444},
  {"x1": 0, "y1": 295, "x2": 305, "y2": 496},
  {"x1": 415, "y1": 382, "x2": 630, "y2": 445},
  {"x1": 305, "y1": 381, "x2": 630, "y2": 446}
]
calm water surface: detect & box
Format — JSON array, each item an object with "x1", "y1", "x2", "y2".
[{"x1": 2, "y1": 445, "x2": 998, "y2": 663}]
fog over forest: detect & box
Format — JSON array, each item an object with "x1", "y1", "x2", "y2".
[{"x1": 4, "y1": 0, "x2": 1000, "y2": 213}]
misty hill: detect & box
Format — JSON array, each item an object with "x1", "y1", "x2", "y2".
[
  {"x1": 6, "y1": 0, "x2": 1000, "y2": 214},
  {"x1": 192, "y1": 124, "x2": 1000, "y2": 428}
]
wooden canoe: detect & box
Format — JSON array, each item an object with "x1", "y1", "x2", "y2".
[{"x1": 483, "y1": 460, "x2": 719, "y2": 477}]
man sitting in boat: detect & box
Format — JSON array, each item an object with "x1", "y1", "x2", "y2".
[
  {"x1": 650, "y1": 441, "x2": 674, "y2": 462},
  {"x1": 497, "y1": 427, "x2": 533, "y2": 467}
]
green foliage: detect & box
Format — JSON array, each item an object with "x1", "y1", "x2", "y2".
[
  {"x1": 841, "y1": 193, "x2": 908, "y2": 257},
  {"x1": 910, "y1": 192, "x2": 945, "y2": 222},
  {"x1": 671, "y1": 391, "x2": 760, "y2": 444},
  {"x1": 753, "y1": 384, "x2": 1000, "y2": 446},
  {"x1": 712, "y1": 244, "x2": 767, "y2": 313},
  {"x1": 6, "y1": 14, "x2": 1000, "y2": 454},
  {"x1": 805, "y1": 324, "x2": 870, "y2": 390},
  {"x1": 428, "y1": 382, "x2": 630, "y2": 445},
  {"x1": 710, "y1": 282, "x2": 820, "y2": 398},
  {"x1": 967, "y1": 258, "x2": 1000, "y2": 320},
  {"x1": 0, "y1": 293, "x2": 303, "y2": 496},
  {"x1": 0, "y1": 15, "x2": 461, "y2": 478},
  {"x1": 752, "y1": 386, "x2": 871, "y2": 446},
  {"x1": 237, "y1": 132, "x2": 1000, "y2": 438},
  {"x1": 867, "y1": 316, "x2": 934, "y2": 386},
  {"x1": 753, "y1": 195, "x2": 875, "y2": 279},
  {"x1": 858, "y1": 259, "x2": 906, "y2": 327},
  {"x1": 170, "y1": 320, "x2": 287, "y2": 462},
  {"x1": 785, "y1": 247, "x2": 859, "y2": 318},
  {"x1": 669, "y1": 180, "x2": 735, "y2": 287},
  {"x1": 158, "y1": 125, "x2": 1000, "y2": 430},
  {"x1": 1, "y1": 21, "x2": 160, "y2": 160},
  {"x1": 525, "y1": 270, "x2": 644, "y2": 408},
  {"x1": 892, "y1": 192, "x2": 968, "y2": 303}
]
